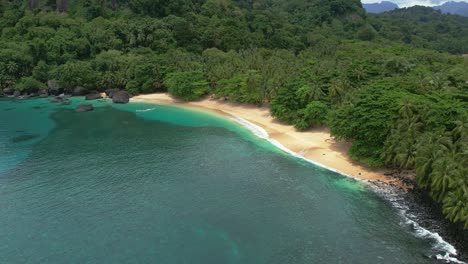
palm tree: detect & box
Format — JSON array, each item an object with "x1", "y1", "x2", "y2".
[
  {"x1": 383, "y1": 101, "x2": 424, "y2": 169},
  {"x1": 415, "y1": 132, "x2": 443, "y2": 188},
  {"x1": 329, "y1": 78, "x2": 351, "y2": 105},
  {"x1": 442, "y1": 184, "x2": 467, "y2": 228},
  {"x1": 430, "y1": 156, "x2": 458, "y2": 202}
]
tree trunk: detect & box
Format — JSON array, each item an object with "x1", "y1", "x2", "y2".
[
  {"x1": 56, "y1": 0, "x2": 67, "y2": 12},
  {"x1": 111, "y1": 0, "x2": 117, "y2": 10},
  {"x1": 28, "y1": 0, "x2": 39, "y2": 9}
]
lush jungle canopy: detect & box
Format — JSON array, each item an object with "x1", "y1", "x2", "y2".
[{"x1": 0, "y1": 0, "x2": 467, "y2": 228}]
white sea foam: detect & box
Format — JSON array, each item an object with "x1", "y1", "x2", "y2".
[
  {"x1": 229, "y1": 116, "x2": 367, "y2": 182},
  {"x1": 230, "y1": 115, "x2": 465, "y2": 264},
  {"x1": 136, "y1": 108, "x2": 156, "y2": 113}
]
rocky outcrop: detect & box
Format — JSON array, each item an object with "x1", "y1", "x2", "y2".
[
  {"x1": 105, "y1": 89, "x2": 120, "y2": 98},
  {"x1": 72, "y1": 86, "x2": 88, "y2": 96},
  {"x1": 85, "y1": 93, "x2": 103, "y2": 100},
  {"x1": 13, "y1": 90, "x2": 21, "y2": 97},
  {"x1": 75, "y1": 104, "x2": 93, "y2": 112},
  {"x1": 47, "y1": 80, "x2": 62, "y2": 96},
  {"x1": 112, "y1": 91, "x2": 130, "y2": 104},
  {"x1": 38, "y1": 89, "x2": 49, "y2": 98},
  {"x1": 3, "y1": 88, "x2": 14, "y2": 96}
]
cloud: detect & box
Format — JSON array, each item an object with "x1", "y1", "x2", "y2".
[{"x1": 361, "y1": 0, "x2": 453, "y2": 7}]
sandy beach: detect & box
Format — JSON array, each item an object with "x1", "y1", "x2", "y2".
[{"x1": 132, "y1": 93, "x2": 400, "y2": 185}]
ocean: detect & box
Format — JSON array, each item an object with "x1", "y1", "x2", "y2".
[{"x1": 0, "y1": 97, "x2": 461, "y2": 263}]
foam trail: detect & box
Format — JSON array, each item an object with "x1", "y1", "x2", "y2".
[
  {"x1": 136, "y1": 108, "x2": 156, "y2": 113},
  {"x1": 229, "y1": 116, "x2": 366, "y2": 182},
  {"x1": 372, "y1": 185, "x2": 465, "y2": 263},
  {"x1": 230, "y1": 115, "x2": 465, "y2": 264}
]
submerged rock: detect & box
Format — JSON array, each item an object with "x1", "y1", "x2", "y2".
[
  {"x1": 75, "y1": 104, "x2": 93, "y2": 112},
  {"x1": 85, "y1": 93, "x2": 103, "y2": 100},
  {"x1": 112, "y1": 91, "x2": 130, "y2": 104},
  {"x1": 51, "y1": 97, "x2": 63, "y2": 103},
  {"x1": 11, "y1": 134, "x2": 40, "y2": 143}
]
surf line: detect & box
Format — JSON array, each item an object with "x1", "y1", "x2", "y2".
[{"x1": 229, "y1": 115, "x2": 465, "y2": 264}]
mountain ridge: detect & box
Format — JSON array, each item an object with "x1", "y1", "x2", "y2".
[{"x1": 363, "y1": 1, "x2": 468, "y2": 16}]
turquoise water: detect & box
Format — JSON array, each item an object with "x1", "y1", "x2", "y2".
[{"x1": 0, "y1": 98, "x2": 440, "y2": 263}]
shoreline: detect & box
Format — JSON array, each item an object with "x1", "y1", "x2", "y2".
[
  {"x1": 131, "y1": 93, "x2": 468, "y2": 262},
  {"x1": 132, "y1": 93, "x2": 404, "y2": 187}
]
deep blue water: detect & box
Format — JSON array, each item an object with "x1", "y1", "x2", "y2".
[{"x1": 0, "y1": 98, "x2": 442, "y2": 263}]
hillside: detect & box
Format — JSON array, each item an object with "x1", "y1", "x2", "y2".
[
  {"x1": 368, "y1": 6, "x2": 468, "y2": 53},
  {"x1": 434, "y1": 1, "x2": 468, "y2": 16}
]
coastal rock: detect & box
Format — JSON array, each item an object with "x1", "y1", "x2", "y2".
[
  {"x1": 47, "y1": 80, "x2": 62, "y2": 96},
  {"x1": 51, "y1": 97, "x2": 63, "y2": 103},
  {"x1": 73, "y1": 86, "x2": 88, "y2": 96},
  {"x1": 85, "y1": 93, "x2": 103, "y2": 100},
  {"x1": 112, "y1": 91, "x2": 130, "y2": 104},
  {"x1": 3, "y1": 87, "x2": 14, "y2": 95},
  {"x1": 38, "y1": 89, "x2": 49, "y2": 98},
  {"x1": 105, "y1": 89, "x2": 120, "y2": 98},
  {"x1": 13, "y1": 90, "x2": 21, "y2": 97},
  {"x1": 75, "y1": 104, "x2": 93, "y2": 112}
]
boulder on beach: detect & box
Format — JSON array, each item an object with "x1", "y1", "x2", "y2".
[
  {"x1": 47, "y1": 80, "x2": 62, "y2": 96},
  {"x1": 105, "y1": 89, "x2": 120, "y2": 98},
  {"x1": 85, "y1": 93, "x2": 103, "y2": 100},
  {"x1": 3, "y1": 88, "x2": 14, "y2": 95},
  {"x1": 72, "y1": 86, "x2": 88, "y2": 96},
  {"x1": 38, "y1": 89, "x2": 49, "y2": 98},
  {"x1": 75, "y1": 104, "x2": 93, "y2": 112},
  {"x1": 112, "y1": 91, "x2": 130, "y2": 104}
]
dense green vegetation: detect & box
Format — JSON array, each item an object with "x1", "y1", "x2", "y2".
[
  {"x1": 369, "y1": 6, "x2": 468, "y2": 54},
  {"x1": 0, "y1": 0, "x2": 467, "y2": 228}
]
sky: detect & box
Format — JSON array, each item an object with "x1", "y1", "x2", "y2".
[{"x1": 361, "y1": 0, "x2": 463, "y2": 7}]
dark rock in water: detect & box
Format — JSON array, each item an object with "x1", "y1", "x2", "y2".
[
  {"x1": 51, "y1": 97, "x2": 63, "y2": 103},
  {"x1": 11, "y1": 134, "x2": 40, "y2": 143},
  {"x1": 85, "y1": 93, "x2": 103, "y2": 100},
  {"x1": 105, "y1": 89, "x2": 120, "y2": 98},
  {"x1": 38, "y1": 89, "x2": 49, "y2": 98},
  {"x1": 112, "y1": 91, "x2": 130, "y2": 104},
  {"x1": 28, "y1": 93, "x2": 37, "y2": 97},
  {"x1": 75, "y1": 104, "x2": 93, "y2": 112},
  {"x1": 3, "y1": 88, "x2": 14, "y2": 95},
  {"x1": 13, "y1": 90, "x2": 21, "y2": 97},
  {"x1": 32, "y1": 106, "x2": 44, "y2": 110},
  {"x1": 73, "y1": 86, "x2": 88, "y2": 96},
  {"x1": 47, "y1": 80, "x2": 62, "y2": 96},
  {"x1": 61, "y1": 100, "x2": 71, "y2": 105}
]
